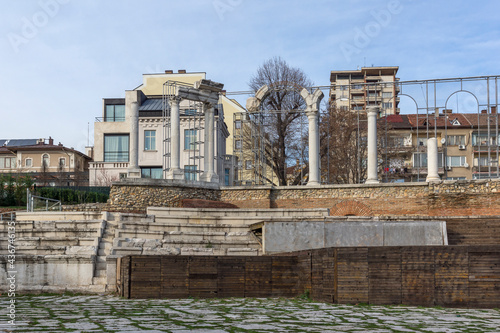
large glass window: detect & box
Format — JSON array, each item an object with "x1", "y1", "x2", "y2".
[
  {"x1": 184, "y1": 129, "x2": 198, "y2": 150},
  {"x1": 185, "y1": 165, "x2": 197, "y2": 181},
  {"x1": 141, "y1": 167, "x2": 162, "y2": 179},
  {"x1": 144, "y1": 130, "x2": 156, "y2": 151},
  {"x1": 105, "y1": 105, "x2": 125, "y2": 122},
  {"x1": 104, "y1": 135, "x2": 129, "y2": 162},
  {"x1": 42, "y1": 154, "x2": 49, "y2": 167}
]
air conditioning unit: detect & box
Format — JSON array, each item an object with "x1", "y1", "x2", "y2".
[
  {"x1": 445, "y1": 166, "x2": 452, "y2": 171},
  {"x1": 458, "y1": 145, "x2": 466, "y2": 150},
  {"x1": 463, "y1": 162, "x2": 469, "y2": 168}
]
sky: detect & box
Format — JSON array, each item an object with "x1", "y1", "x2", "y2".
[{"x1": 1, "y1": 0, "x2": 499, "y2": 153}]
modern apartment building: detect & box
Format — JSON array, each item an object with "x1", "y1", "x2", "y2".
[
  {"x1": 89, "y1": 70, "x2": 242, "y2": 186},
  {"x1": 330, "y1": 66, "x2": 400, "y2": 116}
]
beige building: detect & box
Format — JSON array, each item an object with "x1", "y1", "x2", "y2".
[
  {"x1": 90, "y1": 70, "x2": 242, "y2": 186},
  {"x1": 381, "y1": 109, "x2": 500, "y2": 182},
  {"x1": 330, "y1": 66, "x2": 400, "y2": 116},
  {"x1": 0, "y1": 138, "x2": 91, "y2": 186}
]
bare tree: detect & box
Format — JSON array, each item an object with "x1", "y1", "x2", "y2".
[
  {"x1": 248, "y1": 57, "x2": 313, "y2": 186},
  {"x1": 320, "y1": 105, "x2": 367, "y2": 184}
]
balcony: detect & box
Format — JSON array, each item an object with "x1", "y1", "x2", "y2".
[{"x1": 95, "y1": 117, "x2": 126, "y2": 123}]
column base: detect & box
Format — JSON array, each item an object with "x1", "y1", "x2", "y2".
[
  {"x1": 365, "y1": 178, "x2": 380, "y2": 184},
  {"x1": 200, "y1": 172, "x2": 219, "y2": 183},
  {"x1": 306, "y1": 180, "x2": 320, "y2": 186},
  {"x1": 127, "y1": 167, "x2": 141, "y2": 179},
  {"x1": 426, "y1": 175, "x2": 441, "y2": 182},
  {"x1": 165, "y1": 168, "x2": 184, "y2": 181}
]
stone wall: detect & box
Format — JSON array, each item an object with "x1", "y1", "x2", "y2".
[
  {"x1": 108, "y1": 179, "x2": 220, "y2": 212},
  {"x1": 107, "y1": 178, "x2": 500, "y2": 217}
]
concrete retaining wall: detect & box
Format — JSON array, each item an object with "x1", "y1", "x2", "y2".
[{"x1": 263, "y1": 219, "x2": 448, "y2": 253}]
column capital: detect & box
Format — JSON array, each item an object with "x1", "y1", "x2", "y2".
[{"x1": 168, "y1": 95, "x2": 182, "y2": 103}]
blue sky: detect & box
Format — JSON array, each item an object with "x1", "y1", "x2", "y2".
[{"x1": 1, "y1": 0, "x2": 499, "y2": 152}]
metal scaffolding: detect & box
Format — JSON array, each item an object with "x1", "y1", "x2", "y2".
[{"x1": 228, "y1": 75, "x2": 500, "y2": 184}]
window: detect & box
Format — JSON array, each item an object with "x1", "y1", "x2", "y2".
[
  {"x1": 144, "y1": 130, "x2": 156, "y2": 151},
  {"x1": 224, "y1": 168, "x2": 230, "y2": 186},
  {"x1": 59, "y1": 158, "x2": 66, "y2": 167},
  {"x1": 447, "y1": 177, "x2": 466, "y2": 180},
  {"x1": 474, "y1": 157, "x2": 497, "y2": 167},
  {"x1": 235, "y1": 140, "x2": 242, "y2": 150},
  {"x1": 184, "y1": 129, "x2": 198, "y2": 150},
  {"x1": 42, "y1": 154, "x2": 49, "y2": 168},
  {"x1": 417, "y1": 138, "x2": 427, "y2": 147},
  {"x1": 184, "y1": 109, "x2": 196, "y2": 116},
  {"x1": 382, "y1": 102, "x2": 393, "y2": 109},
  {"x1": 446, "y1": 135, "x2": 466, "y2": 146},
  {"x1": 413, "y1": 153, "x2": 443, "y2": 168},
  {"x1": 446, "y1": 156, "x2": 466, "y2": 167},
  {"x1": 104, "y1": 135, "x2": 129, "y2": 162},
  {"x1": 184, "y1": 165, "x2": 197, "y2": 181},
  {"x1": 105, "y1": 105, "x2": 125, "y2": 122},
  {"x1": 245, "y1": 160, "x2": 252, "y2": 170},
  {"x1": 382, "y1": 92, "x2": 392, "y2": 98},
  {"x1": 235, "y1": 120, "x2": 241, "y2": 129},
  {"x1": 352, "y1": 84, "x2": 363, "y2": 90},
  {"x1": 0, "y1": 157, "x2": 15, "y2": 169},
  {"x1": 472, "y1": 133, "x2": 497, "y2": 146},
  {"x1": 25, "y1": 158, "x2": 32, "y2": 167},
  {"x1": 141, "y1": 167, "x2": 162, "y2": 179}
]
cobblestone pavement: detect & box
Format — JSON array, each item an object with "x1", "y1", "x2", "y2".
[{"x1": 1, "y1": 295, "x2": 500, "y2": 332}]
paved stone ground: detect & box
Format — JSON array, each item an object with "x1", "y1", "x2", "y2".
[{"x1": 1, "y1": 295, "x2": 500, "y2": 332}]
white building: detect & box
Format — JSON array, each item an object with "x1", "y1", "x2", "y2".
[{"x1": 89, "y1": 71, "x2": 237, "y2": 186}]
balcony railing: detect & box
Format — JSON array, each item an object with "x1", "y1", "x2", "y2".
[{"x1": 95, "y1": 117, "x2": 126, "y2": 122}]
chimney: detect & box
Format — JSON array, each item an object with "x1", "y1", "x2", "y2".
[
  {"x1": 48, "y1": 137, "x2": 54, "y2": 145},
  {"x1": 481, "y1": 109, "x2": 488, "y2": 114},
  {"x1": 178, "y1": 69, "x2": 186, "y2": 74},
  {"x1": 165, "y1": 70, "x2": 173, "y2": 74},
  {"x1": 491, "y1": 106, "x2": 497, "y2": 114}
]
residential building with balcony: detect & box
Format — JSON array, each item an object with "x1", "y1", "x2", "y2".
[
  {"x1": 380, "y1": 108, "x2": 500, "y2": 182},
  {"x1": 89, "y1": 70, "x2": 239, "y2": 186},
  {"x1": 330, "y1": 66, "x2": 400, "y2": 116}
]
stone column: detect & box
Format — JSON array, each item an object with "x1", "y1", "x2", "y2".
[
  {"x1": 306, "y1": 111, "x2": 320, "y2": 186},
  {"x1": 166, "y1": 96, "x2": 184, "y2": 180},
  {"x1": 365, "y1": 107, "x2": 380, "y2": 184},
  {"x1": 200, "y1": 103, "x2": 219, "y2": 182},
  {"x1": 127, "y1": 97, "x2": 141, "y2": 178},
  {"x1": 300, "y1": 88, "x2": 324, "y2": 187},
  {"x1": 426, "y1": 137, "x2": 440, "y2": 182}
]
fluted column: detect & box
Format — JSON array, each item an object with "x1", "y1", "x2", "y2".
[
  {"x1": 200, "y1": 103, "x2": 219, "y2": 182},
  {"x1": 365, "y1": 107, "x2": 380, "y2": 184},
  {"x1": 306, "y1": 111, "x2": 320, "y2": 186},
  {"x1": 426, "y1": 137, "x2": 440, "y2": 182}
]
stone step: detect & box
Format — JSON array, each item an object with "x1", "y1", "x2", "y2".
[
  {"x1": 111, "y1": 246, "x2": 261, "y2": 256},
  {"x1": 0, "y1": 220, "x2": 105, "y2": 231},
  {"x1": 148, "y1": 207, "x2": 330, "y2": 218},
  {"x1": 0, "y1": 230, "x2": 100, "y2": 238},
  {"x1": 117, "y1": 221, "x2": 252, "y2": 233},
  {"x1": 0, "y1": 246, "x2": 67, "y2": 255},
  {"x1": 114, "y1": 231, "x2": 255, "y2": 245},
  {"x1": 0, "y1": 237, "x2": 98, "y2": 247}
]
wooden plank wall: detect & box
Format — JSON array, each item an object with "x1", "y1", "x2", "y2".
[{"x1": 119, "y1": 246, "x2": 500, "y2": 308}]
